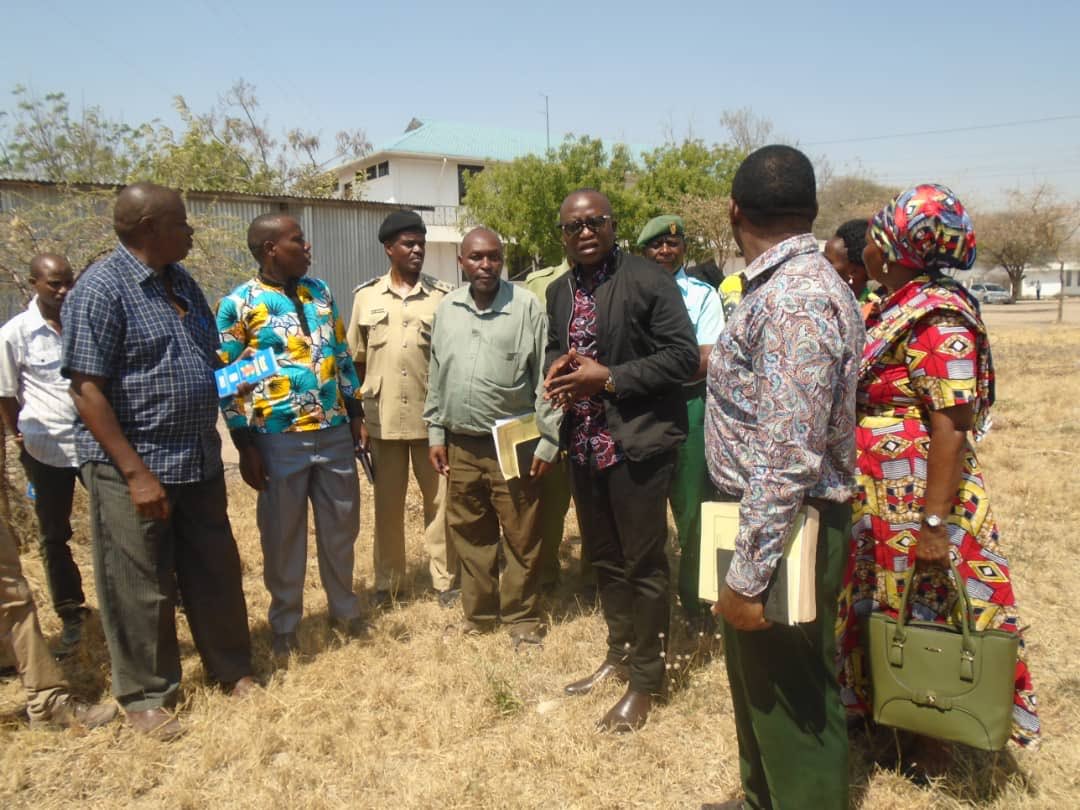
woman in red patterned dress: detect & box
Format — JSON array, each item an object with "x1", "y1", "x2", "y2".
[{"x1": 835, "y1": 185, "x2": 1040, "y2": 768}]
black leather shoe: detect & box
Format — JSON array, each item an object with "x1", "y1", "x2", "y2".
[
  {"x1": 596, "y1": 687, "x2": 651, "y2": 733},
  {"x1": 563, "y1": 661, "x2": 629, "y2": 697}
]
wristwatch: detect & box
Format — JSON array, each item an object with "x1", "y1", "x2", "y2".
[
  {"x1": 603, "y1": 373, "x2": 616, "y2": 395},
  {"x1": 922, "y1": 514, "x2": 944, "y2": 529}
]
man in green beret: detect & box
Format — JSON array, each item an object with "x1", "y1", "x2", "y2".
[{"x1": 637, "y1": 215, "x2": 724, "y2": 631}]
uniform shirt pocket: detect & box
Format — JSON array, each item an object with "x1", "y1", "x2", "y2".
[{"x1": 361, "y1": 309, "x2": 391, "y2": 347}]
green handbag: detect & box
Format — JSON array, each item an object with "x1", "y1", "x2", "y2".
[{"x1": 865, "y1": 559, "x2": 1018, "y2": 751}]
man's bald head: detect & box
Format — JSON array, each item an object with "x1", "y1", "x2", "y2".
[
  {"x1": 247, "y1": 214, "x2": 297, "y2": 262},
  {"x1": 459, "y1": 227, "x2": 502, "y2": 255},
  {"x1": 559, "y1": 188, "x2": 612, "y2": 220},
  {"x1": 114, "y1": 182, "x2": 184, "y2": 244},
  {"x1": 29, "y1": 252, "x2": 72, "y2": 280}
]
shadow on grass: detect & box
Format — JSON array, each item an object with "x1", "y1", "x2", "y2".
[{"x1": 849, "y1": 723, "x2": 1036, "y2": 807}]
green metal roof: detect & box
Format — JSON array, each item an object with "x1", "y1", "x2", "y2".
[{"x1": 375, "y1": 121, "x2": 551, "y2": 163}]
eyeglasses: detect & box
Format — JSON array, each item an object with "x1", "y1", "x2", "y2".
[{"x1": 557, "y1": 215, "x2": 612, "y2": 236}]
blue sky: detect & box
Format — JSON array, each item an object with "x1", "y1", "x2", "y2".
[{"x1": 4, "y1": 0, "x2": 1078, "y2": 208}]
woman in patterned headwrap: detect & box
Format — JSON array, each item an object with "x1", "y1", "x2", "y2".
[{"x1": 835, "y1": 184, "x2": 1040, "y2": 767}]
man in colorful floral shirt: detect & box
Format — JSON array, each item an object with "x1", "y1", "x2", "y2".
[
  {"x1": 218, "y1": 214, "x2": 366, "y2": 658},
  {"x1": 703, "y1": 146, "x2": 864, "y2": 810}
]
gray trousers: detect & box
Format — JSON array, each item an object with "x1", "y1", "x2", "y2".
[
  {"x1": 255, "y1": 424, "x2": 361, "y2": 634},
  {"x1": 84, "y1": 462, "x2": 253, "y2": 712}
]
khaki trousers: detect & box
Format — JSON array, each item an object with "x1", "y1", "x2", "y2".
[
  {"x1": 0, "y1": 520, "x2": 67, "y2": 721},
  {"x1": 370, "y1": 437, "x2": 455, "y2": 593},
  {"x1": 446, "y1": 433, "x2": 541, "y2": 632}
]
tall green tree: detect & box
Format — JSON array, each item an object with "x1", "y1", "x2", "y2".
[{"x1": 463, "y1": 135, "x2": 640, "y2": 275}]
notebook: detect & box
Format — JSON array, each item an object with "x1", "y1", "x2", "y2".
[{"x1": 699, "y1": 501, "x2": 820, "y2": 625}]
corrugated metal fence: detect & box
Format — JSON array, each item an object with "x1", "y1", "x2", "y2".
[{"x1": 0, "y1": 180, "x2": 420, "y2": 323}]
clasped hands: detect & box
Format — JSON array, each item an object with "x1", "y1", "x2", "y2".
[{"x1": 544, "y1": 348, "x2": 610, "y2": 410}]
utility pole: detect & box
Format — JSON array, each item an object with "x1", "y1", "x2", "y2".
[{"x1": 540, "y1": 93, "x2": 550, "y2": 152}]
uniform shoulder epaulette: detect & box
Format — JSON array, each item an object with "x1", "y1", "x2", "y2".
[
  {"x1": 353, "y1": 276, "x2": 381, "y2": 294},
  {"x1": 422, "y1": 273, "x2": 454, "y2": 294}
]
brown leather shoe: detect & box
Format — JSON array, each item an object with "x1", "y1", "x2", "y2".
[
  {"x1": 126, "y1": 707, "x2": 183, "y2": 741},
  {"x1": 563, "y1": 661, "x2": 629, "y2": 697},
  {"x1": 32, "y1": 693, "x2": 118, "y2": 730},
  {"x1": 596, "y1": 687, "x2": 651, "y2": 733}
]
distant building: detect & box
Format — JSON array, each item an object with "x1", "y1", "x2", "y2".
[
  {"x1": 966, "y1": 262, "x2": 1080, "y2": 299},
  {"x1": 331, "y1": 120, "x2": 550, "y2": 282}
]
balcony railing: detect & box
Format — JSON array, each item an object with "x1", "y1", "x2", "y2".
[{"x1": 419, "y1": 205, "x2": 465, "y2": 228}]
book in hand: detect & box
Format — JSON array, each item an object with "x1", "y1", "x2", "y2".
[
  {"x1": 215, "y1": 348, "x2": 279, "y2": 398},
  {"x1": 492, "y1": 413, "x2": 541, "y2": 479},
  {"x1": 698, "y1": 501, "x2": 820, "y2": 625}
]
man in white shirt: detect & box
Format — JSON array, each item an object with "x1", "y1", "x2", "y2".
[{"x1": 0, "y1": 253, "x2": 85, "y2": 658}]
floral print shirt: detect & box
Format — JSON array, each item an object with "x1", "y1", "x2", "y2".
[
  {"x1": 705, "y1": 234, "x2": 865, "y2": 597},
  {"x1": 217, "y1": 275, "x2": 361, "y2": 434},
  {"x1": 568, "y1": 250, "x2": 624, "y2": 470}
]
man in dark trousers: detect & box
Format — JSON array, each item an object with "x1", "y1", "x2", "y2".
[
  {"x1": 62, "y1": 182, "x2": 255, "y2": 740},
  {"x1": 545, "y1": 189, "x2": 698, "y2": 732}
]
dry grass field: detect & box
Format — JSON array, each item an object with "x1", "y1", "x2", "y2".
[{"x1": 1, "y1": 303, "x2": 1078, "y2": 809}]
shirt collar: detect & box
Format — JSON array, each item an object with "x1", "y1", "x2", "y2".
[
  {"x1": 673, "y1": 266, "x2": 689, "y2": 289},
  {"x1": 742, "y1": 234, "x2": 819, "y2": 283},
  {"x1": 115, "y1": 243, "x2": 179, "y2": 285},
  {"x1": 572, "y1": 246, "x2": 621, "y2": 287},
  {"x1": 454, "y1": 279, "x2": 513, "y2": 315},
  {"x1": 379, "y1": 269, "x2": 431, "y2": 300},
  {"x1": 23, "y1": 296, "x2": 55, "y2": 334}
]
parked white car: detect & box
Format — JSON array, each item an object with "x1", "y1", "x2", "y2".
[{"x1": 969, "y1": 283, "x2": 1014, "y2": 305}]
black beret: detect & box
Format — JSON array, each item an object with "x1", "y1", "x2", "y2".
[{"x1": 378, "y1": 210, "x2": 427, "y2": 243}]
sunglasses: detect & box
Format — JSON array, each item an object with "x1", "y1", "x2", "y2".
[{"x1": 557, "y1": 215, "x2": 612, "y2": 236}]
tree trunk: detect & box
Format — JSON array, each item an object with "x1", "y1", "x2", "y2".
[{"x1": 1006, "y1": 267, "x2": 1025, "y2": 301}]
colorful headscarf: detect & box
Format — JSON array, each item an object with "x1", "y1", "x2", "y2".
[{"x1": 870, "y1": 184, "x2": 977, "y2": 271}]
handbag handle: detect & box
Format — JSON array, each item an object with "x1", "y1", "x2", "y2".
[{"x1": 888, "y1": 557, "x2": 977, "y2": 681}]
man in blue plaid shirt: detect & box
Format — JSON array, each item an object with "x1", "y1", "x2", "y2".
[{"x1": 62, "y1": 182, "x2": 255, "y2": 740}]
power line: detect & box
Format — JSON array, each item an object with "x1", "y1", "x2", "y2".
[{"x1": 805, "y1": 114, "x2": 1080, "y2": 146}]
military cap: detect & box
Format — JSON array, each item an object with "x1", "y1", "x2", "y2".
[
  {"x1": 378, "y1": 210, "x2": 427, "y2": 243},
  {"x1": 636, "y1": 215, "x2": 685, "y2": 247}
]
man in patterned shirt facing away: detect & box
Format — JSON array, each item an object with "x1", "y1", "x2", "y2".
[
  {"x1": 63, "y1": 183, "x2": 255, "y2": 741},
  {"x1": 703, "y1": 146, "x2": 864, "y2": 810},
  {"x1": 218, "y1": 214, "x2": 367, "y2": 658}
]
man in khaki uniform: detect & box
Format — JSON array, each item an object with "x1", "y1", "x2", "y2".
[
  {"x1": 523, "y1": 259, "x2": 572, "y2": 590},
  {"x1": 347, "y1": 211, "x2": 458, "y2": 607}
]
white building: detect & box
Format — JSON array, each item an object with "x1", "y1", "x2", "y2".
[
  {"x1": 967, "y1": 262, "x2": 1080, "y2": 299},
  {"x1": 331, "y1": 120, "x2": 549, "y2": 284},
  {"x1": 1019, "y1": 262, "x2": 1080, "y2": 299}
]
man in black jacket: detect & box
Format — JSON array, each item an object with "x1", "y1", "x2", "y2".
[{"x1": 545, "y1": 189, "x2": 698, "y2": 731}]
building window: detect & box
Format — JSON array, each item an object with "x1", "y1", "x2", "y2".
[
  {"x1": 457, "y1": 164, "x2": 484, "y2": 204},
  {"x1": 1068, "y1": 271, "x2": 1074, "y2": 287},
  {"x1": 342, "y1": 181, "x2": 353, "y2": 198},
  {"x1": 366, "y1": 165, "x2": 377, "y2": 181},
  {"x1": 377, "y1": 161, "x2": 389, "y2": 178}
]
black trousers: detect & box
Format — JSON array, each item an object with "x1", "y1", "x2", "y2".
[
  {"x1": 84, "y1": 462, "x2": 252, "y2": 711},
  {"x1": 20, "y1": 449, "x2": 84, "y2": 616},
  {"x1": 570, "y1": 452, "x2": 675, "y2": 693}
]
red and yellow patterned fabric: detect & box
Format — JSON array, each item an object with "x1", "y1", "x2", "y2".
[{"x1": 836, "y1": 273, "x2": 1040, "y2": 748}]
